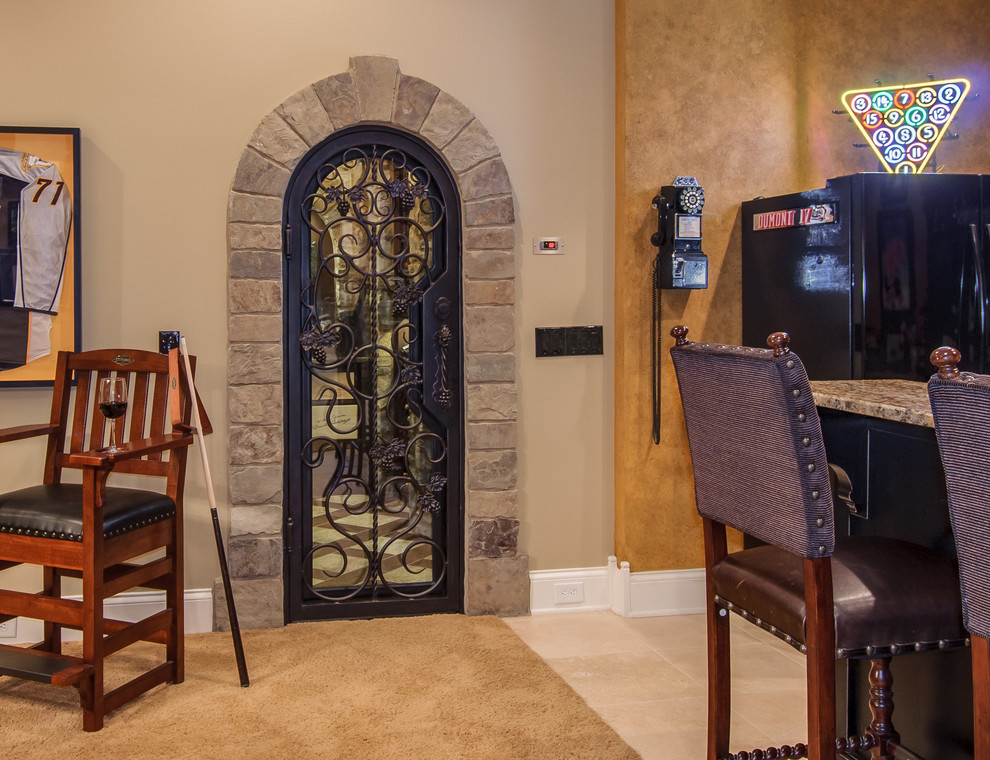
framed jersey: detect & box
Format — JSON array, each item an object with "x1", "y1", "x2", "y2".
[{"x1": 0, "y1": 127, "x2": 80, "y2": 385}]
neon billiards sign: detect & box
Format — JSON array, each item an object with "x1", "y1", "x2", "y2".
[{"x1": 841, "y1": 78, "x2": 970, "y2": 173}]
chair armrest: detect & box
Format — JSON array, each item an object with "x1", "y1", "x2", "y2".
[
  {"x1": 64, "y1": 432, "x2": 195, "y2": 467},
  {"x1": 828, "y1": 463, "x2": 857, "y2": 515},
  {"x1": 0, "y1": 423, "x2": 55, "y2": 444}
]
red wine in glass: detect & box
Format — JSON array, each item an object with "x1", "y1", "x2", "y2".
[
  {"x1": 99, "y1": 401, "x2": 127, "y2": 419},
  {"x1": 98, "y1": 377, "x2": 128, "y2": 453}
]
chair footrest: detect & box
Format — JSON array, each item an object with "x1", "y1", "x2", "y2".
[{"x1": 0, "y1": 642, "x2": 92, "y2": 686}]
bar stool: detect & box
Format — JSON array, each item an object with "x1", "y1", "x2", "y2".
[
  {"x1": 669, "y1": 326, "x2": 967, "y2": 760},
  {"x1": 928, "y1": 346, "x2": 990, "y2": 760}
]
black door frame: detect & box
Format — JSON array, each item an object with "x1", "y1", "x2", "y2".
[{"x1": 283, "y1": 124, "x2": 464, "y2": 622}]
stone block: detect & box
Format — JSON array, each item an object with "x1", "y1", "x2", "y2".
[
  {"x1": 468, "y1": 450, "x2": 517, "y2": 491},
  {"x1": 248, "y1": 111, "x2": 309, "y2": 169},
  {"x1": 228, "y1": 343, "x2": 282, "y2": 385},
  {"x1": 277, "y1": 85, "x2": 334, "y2": 147},
  {"x1": 214, "y1": 577, "x2": 284, "y2": 631},
  {"x1": 232, "y1": 148, "x2": 291, "y2": 197},
  {"x1": 467, "y1": 421, "x2": 517, "y2": 450},
  {"x1": 228, "y1": 192, "x2": 282, "y2": 225},
  {"x1": 350, "y1": 55, "x2": 399, "y2": 122},
  {"x1": 465, "y1": 353, "x2": 515, "y2": 383},
  {"x1": 468, "y1": 517, "x2": 519, "y2": 558},
  {"x1": 229, "y1": 536, "x2": 283, "y2": 577},
  {"x1": 465, "y1": 305, "x2": 515, "y2": 353},
  {"x1": 230, "y1": 279, "x2": 281, "y2": 314},
  {"x1": 231, "y1": 504, "x2": 282, "y2": 536},
  {"x1": 228, "y1": 314, "x2": 282, "y2": 343},
  {"x1": 229, "y1": 464, "x2": 282, "y2": 505},
  {"x1": 227, "y1": 222, "x2": 281, "y2": 252},
  {"x1": 465, "y1": 226, "x2": 515, "y2": 251},
  {"x1": 458, "y1": 158, "x2": 512, "y2": 202},
  {"x1": 393, "y1": 75, "x2": 439, "y2": 132},
  {"x1": 230, "y1": 424, "x2": 283, "y2": 465},
  {"x1": 465, "y1": 196, "x2": 515, "y2": 227},
  {"x1": 467, "y1": 384, "x2": 517, "y2": 422},
  {"x1": 464, "y1": 279, "x2": 514, "y2": 305},
  {"x1": 229, "y1": 384, "x2": 282, "y2": 425},
  {"x1": 463, "y1": 250, "x2": 514, "y2": 280},
  {"x1": 312, "y1": 72, "x2": 360, "y2": 129},
  {"x1": 443, "y1": 119, "x2": 499, "y2": 173},
  {"x1": 468, "y1": 489, "x2": 519, "y2": 519},
  {"x1": 229, "y1": 250, "x2": 282, "y2": 279},
  {"x1": 420, "y1": 90, "x2": 473, "y2": 148},
  {"x1": 466, "y1": 555, "x2": 530, "y2": 616}
]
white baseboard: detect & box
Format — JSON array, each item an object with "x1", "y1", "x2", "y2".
[
  {"x1": 529, "y1": 556, "x2": 706, "y2": 617},
  {"x1": 2, "y1": 588, "x2": 213, "y2": 645}
]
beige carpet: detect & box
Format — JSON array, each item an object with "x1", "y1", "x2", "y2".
[{"x1": 0, "y1": 614, "x2": 640, "y2": 759}]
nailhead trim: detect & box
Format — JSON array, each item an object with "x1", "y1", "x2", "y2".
[
  {"x1": 680, "y1": 340, "x2": 833, "y2": 558},
  {"x1": 0, "y1": 508, "x2": 175, "y2": 542},
  {"x1": 714, "y1": 598, "x2": 969, "y2": 658}
]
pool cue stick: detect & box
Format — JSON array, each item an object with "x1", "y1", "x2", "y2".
[{"x1": 178, "y1": 338, "x2": 250, "y2": 687}]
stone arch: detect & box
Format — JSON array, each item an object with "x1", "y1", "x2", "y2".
[{"x1": 223, "y1": 56, "x2": 526, "y2": 628}]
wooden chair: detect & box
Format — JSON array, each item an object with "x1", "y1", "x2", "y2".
[
  {"x1": 0, "y1": 348, "x2": 197, "y2": 731},
  {"x1": 669, "y1": 326, "x2": 967, "y2": 760},
  {"x1": 928, "y1": 346, "x2": 990, "y2": 760}
]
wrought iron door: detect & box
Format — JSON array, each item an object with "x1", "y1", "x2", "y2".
[{"x1": 284, "y1": 127, "x2": 463, "y2": 621}]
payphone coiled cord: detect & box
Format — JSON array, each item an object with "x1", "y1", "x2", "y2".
[{"x1": 652, "y1": 256, "x2": 662, "y2": 445}]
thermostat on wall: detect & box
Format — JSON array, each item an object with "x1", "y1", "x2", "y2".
[{"x1": 533, "y1": 237, "x2": 565, "y2": 254}]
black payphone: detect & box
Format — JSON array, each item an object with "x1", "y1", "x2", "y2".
[
  {"x1": 650, "y1": 177, "x2": 707, "y2": 443},
  {"x1": 651, "y1": 176, "x2": 708, "y2": 289}
]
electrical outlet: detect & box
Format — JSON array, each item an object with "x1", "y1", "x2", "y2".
[
  {"x1": 0, "y1": 618, "x2": 16, "y2": 638},
  {"x1": 553, "y1": 581, "x2": 584, "y2": 605}
]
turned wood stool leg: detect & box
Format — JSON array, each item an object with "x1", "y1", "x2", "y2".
[
  {"x1": 868, "y1": 658, "x2": 900, "y2": 760},
  {"x1": 704, "y1": 520, "x2": 730, "y2": 760}
]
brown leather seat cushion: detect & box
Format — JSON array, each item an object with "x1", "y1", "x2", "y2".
[{"x1": 713, "y1": 536, "x2": 966, "y2": 656}]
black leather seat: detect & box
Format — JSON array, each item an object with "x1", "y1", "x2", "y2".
[{"x1": 0, "y1": 484, "x2": 175, "y2": 541}]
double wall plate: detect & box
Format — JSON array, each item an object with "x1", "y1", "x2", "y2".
[{"x1": 535, "y1": 326, "x2": 603, "y2": 357}]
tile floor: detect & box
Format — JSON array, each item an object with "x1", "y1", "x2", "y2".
[{"x1": 504, "y1": 610, "x2": 808, "y2": 760}]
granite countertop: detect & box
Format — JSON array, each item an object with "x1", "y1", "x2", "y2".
[{"x1": 810, "y1": 379, "x2": 933, "y2": 428}]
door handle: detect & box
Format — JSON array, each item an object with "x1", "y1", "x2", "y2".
[{"x1": 433, "y1": 298, "x2": 453, "y2": 409}]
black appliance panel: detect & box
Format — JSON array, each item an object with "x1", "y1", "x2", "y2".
[
  {"x1": 742, "y1": 186, "x2": 851, "y2": 379},
  {"x1": 850, "y1": 173, "x2": 984, "y2": 380}
]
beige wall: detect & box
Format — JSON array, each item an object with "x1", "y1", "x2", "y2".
[
  {"x1": 616, "y1": 0, "x2": 990, "y2": 571},
  {"x1": 2, "y1": 0, "x2": 615, "y2": 590}
]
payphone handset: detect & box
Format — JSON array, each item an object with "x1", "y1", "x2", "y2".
[
  {"x1": 651, "y1": 177, "x2": 708, "y2": 289},
  {"x1": 650, "y1": 177, "x2": 708, "y2": 444}
]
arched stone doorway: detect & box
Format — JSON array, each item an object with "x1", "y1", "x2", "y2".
[{"x1": 222, "y1": 56, "x2": 527, "y2": 628}]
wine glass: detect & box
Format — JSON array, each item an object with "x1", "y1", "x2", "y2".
[{"x1": 98, "y1": 376, "x2": 128, "y2": 453}]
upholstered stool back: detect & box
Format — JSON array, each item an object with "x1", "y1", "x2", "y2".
[
  {"x1": 670, "y1": 330, "x2": 834, "y2": 559},
  {"x1": 929, "y1": 368, "x2": 990, "y2": 639}
]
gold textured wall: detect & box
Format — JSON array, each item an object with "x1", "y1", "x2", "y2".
[{"x1": 616, "y1": 0, "x2": 990, "y2": 571}]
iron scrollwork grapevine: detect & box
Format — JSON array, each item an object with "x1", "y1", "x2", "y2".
[{"x1": 297, "y1": 145, "x2": 451, "y2": 601}]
